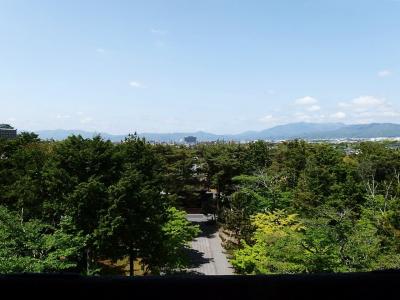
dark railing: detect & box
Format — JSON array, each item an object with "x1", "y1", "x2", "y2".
[{"x1": 1, "y1": 271, "x2": 398, "y2": 300}]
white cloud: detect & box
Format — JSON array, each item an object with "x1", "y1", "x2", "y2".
[
  {"x1": 96, "y1": 48, "x2": 105, "y2": 53},
  {"x1": 294, "y1": 96, "x2": 320, "y2": 113},
  {"x1": 129, "y1": 81, "x2": 145, "y2": 88},
  {"x1": 257, "y1": 94, "x2": 399, "y2": 126},
  {"x1": 337, "y1": 95, "x2": 400, "y2": 122},
  {"x1": 330, "y1": 112, "x2": 346, "y2": 119},
  {"x1": 352, "y1": 96, "x2": 385, "y2": 109},
  {"x1": 295, "y1": 96, "x2": 318, "y2": 105},
  {"x1": 76, "y1": 111, "x2": 84, "y2": 116},
  {"x1": 307, "y1": 105, "x2": 321, "y2": 112},
  {"x1": 382, "y1": 111, "x2": 400, "y2": 117},
  {"x1": 377, "y1": 69, "x2": 392, "y2": 77},
  {"x1": 339, "y1": 96, "x2": 389, "y2": 112}
]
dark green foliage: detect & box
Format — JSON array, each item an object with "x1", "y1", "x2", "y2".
[
  {"x1": 0, "y1": 133, "x2": 199, "y2": 275},
  {"x1": 1, "y1": 133, "x2": 399, "y2": 275}
]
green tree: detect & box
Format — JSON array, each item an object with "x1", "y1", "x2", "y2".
[
  {"x1": 65, "y1": 178, "x2": 108, "y2": 274},
  {"x1": 231, "y1": 210, "x2": 306, "y2": 274},
  {"x1": 0, "y1": 206, "x2": 86, "y2": 273},
  {"x1": 155, "y1": 207, "x2": 200, "y2": 273}
]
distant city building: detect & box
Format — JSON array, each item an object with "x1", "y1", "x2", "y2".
[
  {"x1": 388, "y1": 143, "x2": 400, "y2": 150},
  {"x1": 0, "y1": 124, "x2": 17, "y2": 140},
  {"x1": 344, "y1": 147, "x2": 360, "y2": 155},
  {"x1": 184, "y1": 136, "x2": 197, "y2": 144}
]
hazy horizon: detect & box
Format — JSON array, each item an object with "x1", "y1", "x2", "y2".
[
  {"x1": 16, "y1": 121, "x2": 400, "y2": 137},
  {"x1": 1, "y1": 0, "x2": 400, "y2": 135}
]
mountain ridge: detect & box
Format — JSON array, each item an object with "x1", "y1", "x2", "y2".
[{"x1": 32, "y1": 122, "x2": 400, "y2": 142}]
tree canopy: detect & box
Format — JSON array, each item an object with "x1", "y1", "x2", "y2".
[{"x1": 1, "y1": 134, "x2": 399, "y2": 275}]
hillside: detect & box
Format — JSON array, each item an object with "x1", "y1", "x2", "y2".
[{"x1": 33, "y1": 123, "x2": 400, "y2": 142}]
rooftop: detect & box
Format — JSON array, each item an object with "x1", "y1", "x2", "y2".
[{"x1": 0, "y1": 124, "x2": 14, "y2": 129}]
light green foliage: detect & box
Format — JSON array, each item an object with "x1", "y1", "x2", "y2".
[
  {"x1": 162, "y1": 207, "x2": 200, "y2": 251},
  {"x1": 158, "y1": 207, "x2": 200, "y2": 272},
  {"x1": 251, "y1": 210, "x2": 305, "y2": 234},
  {"x1": 0, "y1": 206, "x2": 86, "y2": 273},
  {"x1": 232, "y1": 205, "x2": 400, "y2": 274},
  {"x1": 231, "y1": 210, "x2": 306, "y2": 274}
]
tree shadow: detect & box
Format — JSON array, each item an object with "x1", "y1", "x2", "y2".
[
  {"x1": 190, "y1": 220, "x2": 218, "y2": 239},
  {"x1": 181, "y1": 214, "x2": 220, "y2": 275},
  {"x1": 184, "y1": 248, "x2": 214, "y2": 269}
]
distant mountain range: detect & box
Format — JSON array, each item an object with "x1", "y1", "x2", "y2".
[{"x1": 33, "y1": 122, "x2": 400, "y2": 143}]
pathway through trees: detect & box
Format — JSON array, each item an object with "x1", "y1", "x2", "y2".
[{"x1": 185, "y1": 214, "x2": 234, "y2": 275}]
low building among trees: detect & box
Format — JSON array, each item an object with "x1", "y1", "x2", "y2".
[
  {"x1": 184, "y1": 136, "x2": 197, "y2": 145},
  {"x1": 0, "y1": 124, "x2": 17, "y2": 139}
]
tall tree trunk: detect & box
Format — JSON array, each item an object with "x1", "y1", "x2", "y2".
[
  {"x1": 86, "y1": 248, "x2": 90, "y2": 275},
  {"x1": 20, "y1": 207, "x2": 24, "y2": 225},
  {"x1": 129, "y1": 251, "x2": 134, "y2": 276}
]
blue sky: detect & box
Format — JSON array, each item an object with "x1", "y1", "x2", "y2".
[{"x1": 1, "y1": 0, "x2": 399, "y2": 134}]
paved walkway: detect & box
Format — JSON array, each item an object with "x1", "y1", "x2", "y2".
[{"x1": 185, "y1": 214, "x2": 234, "y2": 275}]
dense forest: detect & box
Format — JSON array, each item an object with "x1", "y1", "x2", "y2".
[{"x1": 1, "y1": 133, "x2": 399, "y2": 275}]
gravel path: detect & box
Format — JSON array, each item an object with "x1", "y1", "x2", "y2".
[{"x1": 185, "y1": 214, "x2": 234, "y2": 275}]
